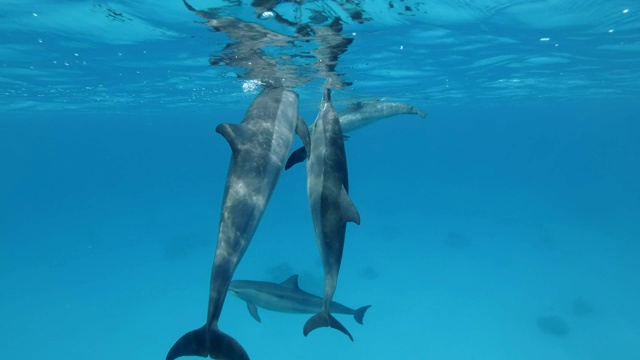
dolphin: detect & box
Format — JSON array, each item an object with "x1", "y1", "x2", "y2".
[
  {"x1": 285, "y1": 99, "x2": 426, "y2": 169},
  {"x1": 304, "y1": 88, "x2": 361, "y2": 341},
  {"x1": 166, "y1": 87, "x2": 310, "y2": 360},
  {"x1": 229, "y1": 275, "x2": 371, "y2": 324},
  {"x1": 338, "y1": 99, "x2": 426, "y2": 133}
]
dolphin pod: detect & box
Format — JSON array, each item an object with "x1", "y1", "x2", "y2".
[
  {"x1": 164, "y1": 86, "x2": 426, "y2": 358},
  {"x1": 166, "y1": 87, "x2": 309, "y2": 360},
  {"x1": 170, "y1": 1, "x2": 428, "y2": 359},
  {"x1": 229, "y1": 275, "x2": 371, "y2": 324}
]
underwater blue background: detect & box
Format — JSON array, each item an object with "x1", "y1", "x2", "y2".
[{"x1": 1, "y1": 1, "x2": 639, "y2": 359}]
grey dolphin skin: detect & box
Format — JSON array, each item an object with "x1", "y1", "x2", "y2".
[
  {"x1": 166, "y1": 87, "x2": 310, "y2": 360},
  {"x1": 285, "y1": 99, "x2": 426, "y2": 170},
  {"x1": 229, "y1": 275, "x2": 371, "y2": 324},
  {"x1": 304, "y1": 88, "x2": 361, "y2": 341},
  {"x1": 338, "y1": 99, "x2": 426, "y2": 133}
]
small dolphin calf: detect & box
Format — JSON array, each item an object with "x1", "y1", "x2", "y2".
[
  {"x1": 166, "y1": 87, "x2": 310, "y2": 360},
  {"x1": 229, "y1": 275, "x2": 371, "y2": 324},
  {"x1": 285, "y1": 98, "x2": 426, "y2": 169},
  {"x1": 304, "y1": 88, "x2": 360, "y2": 341}
]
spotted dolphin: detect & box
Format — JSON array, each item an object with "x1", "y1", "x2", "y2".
[
  {"x1": 229, "y1": 275, "x2": 371, "y2": 324},
  {"x1": 285, "y1": 99, "x2": 426, "y2": 169},
  {"x1": 166, "y1": 87, "x2": 310, "y2": 360},
  {"x1": 337, "y1": 99, "x2": 426, "y2": 132},
  {"x1": 304, "y1": 88, "x2": 361, "y2": 341}
]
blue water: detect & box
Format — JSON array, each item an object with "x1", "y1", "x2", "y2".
[{"x1": 1, "y1": 1, "x2": 639, "y2": 359}]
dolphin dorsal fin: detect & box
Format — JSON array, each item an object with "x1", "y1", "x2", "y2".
[
  {"x1": 215, "y1": 123, "x2": 248, "y2": 155},
  {"x1": 340, "y1": 185, "x2": 361, "y2": 225},
  {"x1": 281, "y1": 275, "x2": 300, "y2": 289}
]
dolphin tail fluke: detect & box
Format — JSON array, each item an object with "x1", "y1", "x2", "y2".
[
  {"x1": 303, "y1": 312, "x2": 354, "y2": 341},
  {"x1": 166, "y1": 325, "x2": 208, "y2": 360},
  {"x1": 166, "y1": 325, "x2": 250, "y2": 360},
  {"x1": 285, "y1": 146, "x2": 307, "y2": 170},
  {"x1": 208, "y1": 328, "x2": 250, "y2": 360},
  {"x1": 353, "y1": 305, "x2": 371, "y2": 325}
]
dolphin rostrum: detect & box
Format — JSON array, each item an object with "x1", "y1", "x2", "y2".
[
  {"x1": 285, "y1": 98, "x2": 426, "y2": 169},
  {"x1": 166, "y1": 87, "x2": 310, "y2": 360},
  {"x1": 304, "y1": 87, "x2": 361, "y2": 341},
  {"x1": 229, "y1": 275, "x2": 371, "y2": 324}
]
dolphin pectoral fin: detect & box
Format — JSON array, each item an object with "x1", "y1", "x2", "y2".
[
  {"x1": 247, "y1": 302, "x2": 261, "y2": 323},
  {"x1": 284, "y1": 146, "x2": 307, "y2": 171},
  {"x1": 303, "y1": 312, "x2": 354, "y2": 342},
  {"x1": 295, "y1": 116, "x2": 311, "y2": 159},
  {"x1": 166, "y1": 325, "x2": 250, "y2": 360},
  {"x1": 216, "y1": 123, "x2": 248, "y2": 154},
  {"x1": 353, "y1": 305, "x2": 371, "y2": 325},
  {"x1": 166, "y1": 325, "x2": 208, "y2": 360},
  {"x1": 339, "y1": 185, "x2": 361, "y2": 225}
]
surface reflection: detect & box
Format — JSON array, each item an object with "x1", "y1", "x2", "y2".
[{"x1": 183, "y1": 0, "x2": 357, "y2": 89}]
